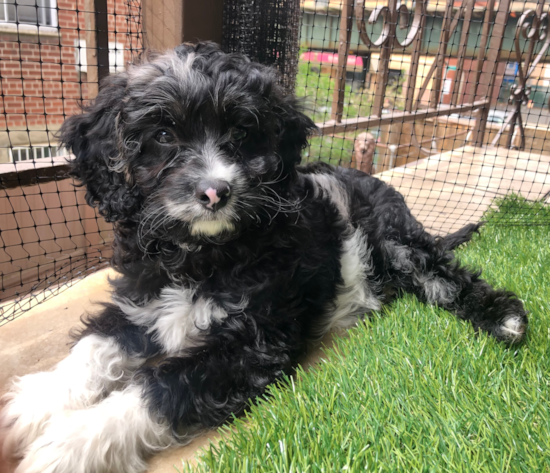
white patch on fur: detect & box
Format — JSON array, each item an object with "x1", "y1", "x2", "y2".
[
  {"x1": 415, "y1": 272, "x2": 457, "y2": 305},
  {"x1": 500, "y1": 315, "x2": 526, "y2": 342},
  {"x1": 164, "y1": 199, "x2": 199, "y2": 220},
  {"x1": 131, "y1": 50, "x2": 195, "y2": 82},
  {"x1": 322, "y1": 229, "x2": 381, "y2": 334},
  {"x1": 386, "y1": 242, "x2": 457, "y2": 305},
  {"x1": 201, "y1": 139, "x2": 238, "y2": 183},
  {"x1": 116, "y1": 286, "x2": 235, "y2": 354},
  {"x1": 207, "y1": 157, "x2": 237, "y2": 182},
  {"x1": 0, "y1": 335, "x2": 141, "y2": 457},
  {"x1": 15, "y1": 385, "x2": 173, "y2": 473},
  {"x1": 163, "y1": 201, "x2": 236, "y2": 235},
  {"x1": 190, "y1": 219, "x2": 236, "y2": 236},
  {"x1": 309, "y1": 173, "x2": 350, "y2": 218},
  {"x1": 385, "y1": 242, "x2": 415, "y2": 273},
  {"x1": 171, "y1": 50, "x2": 196, "y2": 83}
]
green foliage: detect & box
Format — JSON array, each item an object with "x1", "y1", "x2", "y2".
[
  {"x1": 182, "y1": 197, "x2": 550, "y2": 473},
  {"x1": 295, "y1": 61, "x2": 406, "y2": 166},
  {"x1": 295, "y1": 61, "x2": 374, "y2": 165},
  {"x1": 483, "y1": 193, "x2": 550, "y2": 226},
  {"x1": 295, "y1": 61, "x2": 375, "y2": 124}
]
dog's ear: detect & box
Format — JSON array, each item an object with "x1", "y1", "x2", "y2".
[
  {"x1": 59, "y1": 73, "x2": 142, "y2": 223},
  {"x1": 275, "y1": 94, "x2": 317, "y2": 169},
  {"x1": 277, "y1": 95, "x2": 317, "y2": 168}
]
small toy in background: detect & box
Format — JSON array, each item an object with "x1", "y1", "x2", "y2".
[{"x1": 352, "y1": 132, "x2": 376, "y2": 174}]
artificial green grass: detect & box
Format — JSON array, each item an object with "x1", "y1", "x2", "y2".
[{"x1": 183, "y1": 201, "x2": 550, "y2": 473}]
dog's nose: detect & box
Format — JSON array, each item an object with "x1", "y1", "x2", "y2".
[{"x1": 195, "y1": 179, "x2": 231, "y2": 211}]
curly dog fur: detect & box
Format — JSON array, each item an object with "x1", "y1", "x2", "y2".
[{"x1": 0, "y1": 42, "x2": 527, "y2": 473}]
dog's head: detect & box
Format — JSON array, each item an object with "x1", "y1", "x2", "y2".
[{"x1": 60, "y1": 42, "x2": 315, "y2": 245}]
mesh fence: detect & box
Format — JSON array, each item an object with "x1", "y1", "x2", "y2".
[
  {"x1": 0, "y1": 0, "x2": 144, "y2": 325},
  {"x1": 1, "y1": 0, "x2": 550, "y2": 325},
  {"x1": 295, "y1": 0, "x2": 550, "y2": 234},
  {"x1": 222, "y1": 0, "x2": 302, "y2": 91}
]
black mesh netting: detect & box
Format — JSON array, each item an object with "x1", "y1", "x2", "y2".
[
  {"x1": 2, "y1": 0, "x2": 550, "y2": 325},
  {"x1": 222, "y1": 0, "x2": 302, "y2": 91},
  {"x1": 292, "y1": 0, "x2": 550, "y2": 231},
  {"x1": 0, "y1": 0, "x2": 144, "y2": 324}
]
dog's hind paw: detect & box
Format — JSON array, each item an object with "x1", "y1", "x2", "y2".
[
  {"x1": 498, "y1": 314, "x2": 528, "y2": 343},
  {"x1": 474, "y1": 290, "x2": 529, "y2": 344}
]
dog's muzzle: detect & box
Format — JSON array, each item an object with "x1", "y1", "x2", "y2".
[{"x1": 195, "y1": 179, "x2": 231, "y2": 212}]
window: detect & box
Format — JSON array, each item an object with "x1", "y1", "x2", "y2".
[
  {"x1": 0, "y1": 0, "x2": 57, "y2": 27},
  {"x1": 10, "y1": 145, "x2": 67, "y2": 162},
  {"x1": 77, "y1": 40, "x2": 126, "y2": 74}
]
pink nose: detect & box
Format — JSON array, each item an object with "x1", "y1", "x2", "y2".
[
  {"x1": 195, "y1": 179, "x2": 231, "y2": 211},
  {"x1": 204, "y1": 188, "x2": 220, "y2": 208}
]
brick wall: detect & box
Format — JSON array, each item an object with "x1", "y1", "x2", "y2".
[
  {"x1": 0, "y1": 0, "x2": 143, "y2": 160},
  {"x1": 0, "y1": 1, "x2": 143, "y2": 315}
]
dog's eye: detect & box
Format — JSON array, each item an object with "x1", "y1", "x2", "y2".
[
  {"x1": 155, "y1": 130, "x2": 175, "y2": 144},
  {"x1": 231, "y1": 127, "x2": 248, "y2": 142}
]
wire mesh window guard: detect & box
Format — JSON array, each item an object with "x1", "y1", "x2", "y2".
[
  {"x1": 222, "y1": 0, "x2": 302, "y2": 91},
  {"x1": 1, "y1": 0, "x2": 550, "y2": 326}
]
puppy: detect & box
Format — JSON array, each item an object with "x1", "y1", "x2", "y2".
[{"x1": 0, "y1": 42, "x2": 527, "y2": 473}]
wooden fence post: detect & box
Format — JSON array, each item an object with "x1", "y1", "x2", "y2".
[
  {"x1": 94, "y1": 0, "x2": 110, "y2": 86},
  {"x1": 470, "y1": 0, "x2": 511, "y2": 147},
  {"x1": 331, "y1": 0, "x2": 354, "y2": 123},
  {"x1": 84, "y1": 0, "x2": 98, "y2": 100}
]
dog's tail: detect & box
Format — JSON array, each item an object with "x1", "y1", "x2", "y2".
[{"x1": 439, "y1": 222, "x2": 484, "y2": 250}]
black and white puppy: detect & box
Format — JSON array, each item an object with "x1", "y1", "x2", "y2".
[{"x1": 0, "y1": 42, "x2": 528, "y2": 473}]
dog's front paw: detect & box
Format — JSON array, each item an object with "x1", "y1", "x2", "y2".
[
  {"x1": 0, "y1": 373, "x2": 70, "y2": 460},
  {"x1": 14, "y1": 410, "x2": 139, "y2": 473},
  {"x1": 13, "y1": 411, "x2": 93, "y2": 473},
  {"x1": 15, "y1": 386, "x2": 171, "y2": 473}
]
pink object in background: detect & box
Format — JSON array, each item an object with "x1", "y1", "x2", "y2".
[{"x1": 301, "y1": 51, "x2": 363, "y2": 68}]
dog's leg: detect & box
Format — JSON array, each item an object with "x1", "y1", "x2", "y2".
[
  {"x1": 384, "y1": 237, "x2": 528, "y2": 343},
  {"x1": 16, "y1": 320, "x2": 294, "y2": 473},
  {"x1": 1, "y1": 308, "x2": 148, "y2": 459},
  {"x1": 438, "y1": 222, "x2": 484, "y2": 251}
]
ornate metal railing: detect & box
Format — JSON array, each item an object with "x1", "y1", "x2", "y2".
[
  {"x1": 492, "y1": 3, "x2": 550, "y2": 150},
  {"x1": 316, "y1": 0, "x2": 549, "y2": 169}
]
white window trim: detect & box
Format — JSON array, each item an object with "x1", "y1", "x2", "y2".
[
  {"x1": 0, "y1": 0, "x2": 58, "y2": 28},
  {"x1": 77, "y1": 40, "x2": 127, "y2": 74}
]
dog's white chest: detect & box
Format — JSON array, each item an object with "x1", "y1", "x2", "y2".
[{"x1": 116, "y1": 287, "x2": 231, "y2": 354}]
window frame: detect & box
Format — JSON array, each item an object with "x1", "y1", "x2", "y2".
[
  {"x1": 77, "y1": 39, "x2": 127, "y2": 74},
  {"x1": 0, "y1": 0, "x2": 58, "y2": 28},
  {"x1": 9, "y1": 145, "x2": 67, "y2": 163}
]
